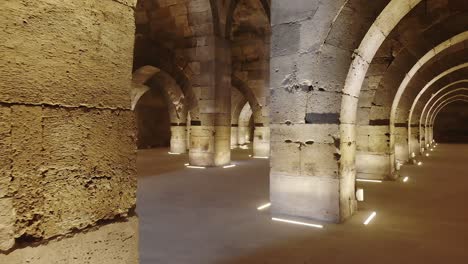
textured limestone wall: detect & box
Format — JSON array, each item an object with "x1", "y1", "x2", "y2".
[
  {"x1": 0, "y1": 217, "x2": 138, "y2": 264},
  {"x1": 0, "y1": 0, "x2": 137, "y2": 259}
]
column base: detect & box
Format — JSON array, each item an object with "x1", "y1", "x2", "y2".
[{"x1": 270, "y1": 173, "x2": 355, "y2": 223}]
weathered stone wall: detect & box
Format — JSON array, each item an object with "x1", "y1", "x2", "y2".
[
  {"x1": 0, "y1": 0, "x2": 138, "y2": 261},
  {"x1": 0, "y1": 217, "x2": 138, "y2": 264}
]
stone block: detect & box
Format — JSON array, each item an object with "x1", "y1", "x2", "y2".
[
  {"x1": 270, "y1": 173, "x2": 340, "y2": 222},
  {"x1": 0, "y1": 0, "x2": 135, "y2": 109}
]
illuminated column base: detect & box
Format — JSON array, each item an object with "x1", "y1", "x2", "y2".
[
  {"x1": 270, "y1": 173, "x2": 356, "y2": 223},
  {"x1": 253, "y1": 126, "x2": 270, "y2": 157},
  {"x1": 189, "y1": 125, "x2": 231, "y2": 167},
  {"x1": 356, "y1": 152, "x2": 393, "y2": 180},
  {"x1": 170, "y1": 126, "x2": 187, "y2": 154},
  {"x1": 230, "y1": 126, "x2": 238, "y2": 148}
]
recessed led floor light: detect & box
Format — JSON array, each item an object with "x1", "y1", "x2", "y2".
[
  {"x1": 364, "y1": 212, "x2": 377, "y2": 225},
  {"x1": 425, "y1": 153, "x2": 429, "y2": 157},
  {"x1": 186, "y1": 165, "x2": 206, "y2": 169},
  {"x1": 417, "y1": 161, "x2": 423, "y2": 166},
  {"x1": 257, "y1": 203, "x2": 271, "y2": 210},
  {"x1": 168, "y1": 152, "x2": 181, "y2": 155},
  {"x1": 184, "y1": 163, "x2": 190, "y2": 166},
  {"x1": 252, "y1": 156, "x2": 269, "y2": 159},
  {"x1": 356, "y1": 179, "x2": 382, "y2": 183},
  {"x1": 272, "y1": 217, "x2": 323, "y2": 229},
  {"x1": 223, "y1": 164, "x2": 236, "y2": 169},
  {"x1": 403, "y1": 176, "x2": 409, "y2": 182}
]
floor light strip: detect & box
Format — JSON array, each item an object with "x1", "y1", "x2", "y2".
[
  {"x1": 417, "y1": 161, "x2": 423, "y2": 166},
  {"x1": 253, "y1": 156, "x2": 269, "y2": 159},
  {"x1": 403, "y1": 176, "x2": 409, "y2": 182},
  {"x1": 272, "y1": 217, "x2": 323, "y2": 229},
  {"x1": 184, "y1": 163, "x2": 190, "y2": 166},
  {"x1": 356, "y1": 179, "x2": 382, "y2": 183},
  {"x1": 223, "y1": 164, "x2": 236, "y2": 169},
  {"x1": 168, "y1": 152, "x2": 181, "y2": 155},
  {"x1": 257, "y1": 203, "x2": 271, "y2": 210},
  {"x1": 364, "y1": 212, "x2": 377, "y2": 225},
  {"x1": 186, "y1": 165, "x2": 206, "y2": 169}
]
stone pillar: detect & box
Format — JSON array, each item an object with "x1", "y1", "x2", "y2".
[
  {"x1": 396, "y1": 126, "x2": 410, "y2": 164},
  {"x1": 253, "y1": 126, "x2": 270, "y2": 157},
  {"x1": 231, "y1": 125, "x2": 239, "y2": 148},
  {"x1": 170, "y1": 125, "x2": 187, "y2": 153},
  {"x1": 269, "y1": 0, "x2": 357, "y2": 223},
  {"x1": 356, "y1": 125, "x2": 393, "y2": 180},
  {"x1": 189, "y1": 37, "x2": 231, "y2": 167},
  {"x1": 0, "y1": 0, "x2": 138, "y2": 261}
]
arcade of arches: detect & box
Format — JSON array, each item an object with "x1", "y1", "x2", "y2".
[{"x1": 1, "y1": 0, "x2": 468, "y2": 263}]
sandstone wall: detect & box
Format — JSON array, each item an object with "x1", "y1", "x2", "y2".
[{"x1": 0, "y1": 0, "x2": 138, "y2": 261}]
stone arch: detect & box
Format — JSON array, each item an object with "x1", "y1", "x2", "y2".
[
  {"x1": 431, "y1": 98, "x2": 468, "y2": 142},
  {"x1": 424, "y1": 89, "x2": 468, "y2": 138},
  {"x1": 429, "y1": 95, "x2": 468, "y2": 134},
  {"x1": 132, "y1": 65, "x2": 189, "y2": 153},
  {"x1": 238, "y1": 102, "x2": 253, "y2": 145},
  {"x1": 350, "y1": 1, "x2": 467, "y2": 182},
  {"x1": 231, "y1": 86, "x2": 248, "y2": 147},
  {"x1": 403, "y1": 63, "x2": 468, "y2": 153},
  {"x1": 419, "y1": 82, "x2": 468, "y2": 150}
]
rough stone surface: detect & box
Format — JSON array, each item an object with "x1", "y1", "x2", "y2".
[
  {"x1": 0, "y1": 216, "x2": 138, "y2": 264},
  {"x1": 6, "y1": 106, "x2": 136, "y2": 240},
  {"x1": 0, "y1": 0, "x2": 135, "y2": 109}
]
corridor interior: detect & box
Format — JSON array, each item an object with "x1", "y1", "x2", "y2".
[
  {"x1": 2, "y1": 0, "x2": 468, "y2": 263},
  {"x1": 137, "y1": 144, "x2": 468, "y2": 263}
]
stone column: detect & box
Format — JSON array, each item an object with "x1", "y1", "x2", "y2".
[
  {"x1": 170, "y1": 125, "x2": 187, "y2": 153},
  {"x1": 356, "y1": 125, "x2": 393, "y2": 180},
  {"x1": 231, "y1": 125, "x2": 239, "y2": 148},
  {"x1": 0, "y1": 0, "x2": 137, "y2": 261},
  {"x1": 253, "y1": 126, "x2": 270, "y2": 157},
  {"x1": 269, "y1": 0, "x2": 357, "y2": 223},
  {"x1": 189, "y1": 37, "x2": 232, "y2": 167}
]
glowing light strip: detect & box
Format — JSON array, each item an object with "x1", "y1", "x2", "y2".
[
  {"x1": 253, "y1": 156, "x2": 269, "y2": 159},
  {"x1": 364, "y1": 212, "x2": 377, "y2": 225},
  {"x1": 403, "y1": 177, "x2": 409, "y2": 182},
  {"x1": 417, "y1": 161, "x2": 423, "y2": 166},
  {"x1": 272, "y1": 217, "x2": 323, "y2": 229},
  {"x1": 356, "y1": 179, "x2": 382, "y2": 183},
  {"x1": 168, "y1": 152, "x2": 181, "y2": 155},
  {"x1": 223, "y1": 164, "x2": 236, "y2": 169},
  {"x1": 186, "y1": 165, "x2": 206, "y2": 169},
  {"x1": 184, "y1": 163, "x2": 189, "y2": 166},
  {"x1": 257, "y1": 203, "x2": 271, "y2": 210}
]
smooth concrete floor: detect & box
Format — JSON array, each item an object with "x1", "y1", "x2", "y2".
[{"x1": 137, "y1": 144, "x2": 468, "y2": 264}]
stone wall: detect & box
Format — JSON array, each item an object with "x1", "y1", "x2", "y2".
[{"x1": 0, "y1": 0, "x2": 138, "y2": 262}]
